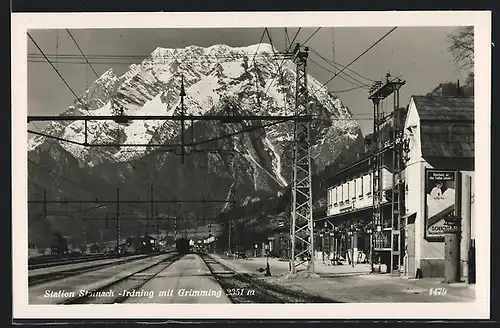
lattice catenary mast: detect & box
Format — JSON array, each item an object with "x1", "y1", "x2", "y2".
[
  {"x1": 368, "y1": 73, "x2": 406, "y2": 274},
  {"x1": 288, "y1": 44, "x2": 315, "y2": 275}
]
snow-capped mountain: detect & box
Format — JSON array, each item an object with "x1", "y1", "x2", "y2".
[{"x1": 27, "y1": 43, "x2": 364, "y2": 247}]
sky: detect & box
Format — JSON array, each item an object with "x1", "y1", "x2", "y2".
[{"x1": 27, "y1": 27, "x2": 471, "y2": 135}]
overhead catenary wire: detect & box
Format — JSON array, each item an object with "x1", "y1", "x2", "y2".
[
  {"x1": 28, "y1": 27, "x2": 382, "y2": 191},
  {"x1": 29, "y1": 159, "x2": 102, "y2": 197},
  {"x1": 300, "y1": 27, "x2": 322, "y2": 47},
  {"x1": 66, "y1": 29, "x2": 99, "y2": 78},
  {"x1": 230, "y1": 28, "x2": 270, "y2": 104},
  {"x1": 309, "y1": 47, "x2": 377, "y2": 83},
  {"x1": 264, "y1": 28, "x2": 276, "y2": 55},
  {"x1": 309, "y1": 27, "x2": 398, "y2": 99},
  {"x1": 29, "y1": 122, "x2": 92, "y2": 198},
  {"x1": 30, "y1": 28, "x2": 389, "y2": 238},
  {"x1": 309, "y1": 50, "x2": 373, "y2": 87},
  {"x1": 28, "y1": 178, "x2": 115, "y2": 215},
  {"x1": 27, "y1": 32, "x2": 94, "y2": 117},
  {"x1": 309, "y1": 57, "x2": 370, "y2": 89},
  {"x1": 251, "y1": 29, "x2": 268, "y2": 67},
  {"x1": 260, "y1": 27, "x2": 302, "y2": 108},
  {"x1": 27, "y1": 53, "x2": 277, "y2": 60}
]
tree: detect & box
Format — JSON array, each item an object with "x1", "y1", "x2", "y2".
[{"x1": 448, "y1": 26, "x2": 474, "y2": 70}]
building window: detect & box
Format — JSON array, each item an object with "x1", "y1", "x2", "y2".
[
  {"x1": 340, "y1": 184, "x2": 344, "y2": 204},
  {"x1": 359, "y1": 176, "x2": 364, "y2": 199},
  {"x1": 334, "y1": 187, "x2": 338, "y2": 206},
  {"x1": 366, "y1": 173, "x2": 372, "y2": 197},
  {"x1": 352, "y1": 179, "x2": 357, "y2": 201},
  {"x1": 345, "y1": 182, "x2": 349, "y2": 203}
]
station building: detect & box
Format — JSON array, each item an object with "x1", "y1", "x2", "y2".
[
  {"x1": 317, "y1": 95, "x2": 475, "y2": 279},
  {"x1": 316, "y1": 131, "x2": 399, "y2": 265},
  {"x1": 403, "y1": 95, "x2": 475, "y2": 279}
]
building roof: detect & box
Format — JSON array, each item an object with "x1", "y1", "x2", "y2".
[
  {"x1": 412, "y1": 96, "x2": 474, "y2": 159},
  {"x1": 320, "y1": 146, "x2": 394, "y2": 189},
  {"x1": 412, "y1": 96, "x2": 474, "y2": 122},
  {"x1": 321, "y1": 107, "x2": 408, "y2": 189}
]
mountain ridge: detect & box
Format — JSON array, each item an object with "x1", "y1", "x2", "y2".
[{"x1": 28, "y1": 43, "x2": 365, "y2": 248}]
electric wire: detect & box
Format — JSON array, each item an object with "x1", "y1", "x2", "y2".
[
  {"x1": 260, "y1": 27, "x2": 302, "y2": 111},
  {"x1": 66, "y1": 29, "x2": 99, "y2": 78},
  {"x1": 27, "y1": 28, "x2": 386, "y2": 216},
  {"x1": 309, "y1": 56, "x2": 370, "y2": 89},
  {"x1": 27, "y1": 33, "x2": 94, "y2": 117},
  {"x1": 301, "y1": 27, "x2": 321, "y2": 47},
  {"x1": 309, "y1": 27, "x2": 398, "y2": 99},
  {"x1": 309, "y1": 47, "x2": 377, "y2": 83}
]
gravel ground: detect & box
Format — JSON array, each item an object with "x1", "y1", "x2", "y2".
[
  {"x1": 211, "y1": 254, "x2": 475, "y2": 303},
  {"x1": 257, "y1": 274, "x2": 475, "y2": 303}
]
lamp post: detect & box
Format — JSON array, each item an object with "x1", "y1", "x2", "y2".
[
  {"x1": 367, "y1": 227, "x2": 373, "y2": 272},
  {"x1": 265, "y1": 247, "x2": 271, "y2": 276},
  {"x1": 319, "y1": 232, "x2": 324, "y2": 263},
  {"x1": 329, "y1": 231, "x2": 334, "y2": 265},
  {"x1": 348, "y1": 229, "x2": 354, "y2": 267}
]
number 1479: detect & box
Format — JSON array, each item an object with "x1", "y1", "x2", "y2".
[{"x1": 429, "y1": 288, "x2": 448, "y2": 295}]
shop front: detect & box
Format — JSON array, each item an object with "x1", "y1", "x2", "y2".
[{"x1": 314, "y1": 203, "x2": 392, "y2": 265}]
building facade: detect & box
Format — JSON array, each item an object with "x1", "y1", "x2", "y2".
[
  {"x1": 403, "y1": 95, "x2": 475, "y2": 279},
  {"x1": 317, "y1": 144, "x2": 398, "y2": 266},
  {"x1": 317, "y1": 95, "x2": 475, "y2": 280}
]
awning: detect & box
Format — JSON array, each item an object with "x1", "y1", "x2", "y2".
[
  {"x1": 315, "y1": 202, "x2": 392, "y2": 223},
  {"x1": 401, "y1": 212, "x2": 417, "y2": 224}
]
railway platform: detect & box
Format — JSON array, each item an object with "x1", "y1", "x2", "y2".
[
  {"x1": 208, "y1": 253, "x2": 475, "y2": 303},
  {"x1": 209, "y1": 254, "x2": 372, "y2": 278}
]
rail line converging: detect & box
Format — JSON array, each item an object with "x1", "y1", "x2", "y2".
[
  {"x1": 29, "y1": 253, "x2": 131, "y2": 270},
  {"x1": 29, "y1": 253, "x2": 164, "y2": 286},
  {"x1": 198, "y1": 253, "x2": 335, "y2": 303},
  {"x1": 62, "y1": 253, "x2": 182, "y2": 304}
]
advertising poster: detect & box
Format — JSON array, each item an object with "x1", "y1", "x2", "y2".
[{"x1": 424, "y1": 169, "x2": 458, "y2": 240}]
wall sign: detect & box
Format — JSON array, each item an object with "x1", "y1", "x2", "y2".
[
  {"x1": 339, "y1": 202, "x2": 354, "y2": 213},
  {"x1": 424, "y1": 169, "x2": 460, "y2": 241}
]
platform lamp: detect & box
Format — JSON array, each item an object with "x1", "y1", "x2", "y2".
[
  {"x1": 347, "y1": 227, "x2": 354, "y2": 267},
  {"x1": 366, "y1": 225, "x2": 374, "y2": 272},
  {"x1": 329, "y1": 229, "x2": 335, "y2": 265},
  {"x1": 319, "y1": 231, "x2": 324, "y2": 262}
]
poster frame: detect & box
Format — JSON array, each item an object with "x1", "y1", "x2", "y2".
[{"x1": 423, "y1": 168, "x2": 462, "y2": 242}]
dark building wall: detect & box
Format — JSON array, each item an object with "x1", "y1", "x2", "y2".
[{"x1": 420, "y1": 259, "x2": 445, "y2": 278}]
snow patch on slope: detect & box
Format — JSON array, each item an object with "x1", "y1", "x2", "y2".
[
  {"x1": 263, "y1": 138, "x2": 287, "y2": 187},
  {"x1": 221, "y1": 61, "x2": 245, "y2": 79},
  {"x1": 186, "y1": 75, "x2": 220, "y2": 113},
  {"x1": 28, "y1": 135, "x2": 46, "y2": 152}
]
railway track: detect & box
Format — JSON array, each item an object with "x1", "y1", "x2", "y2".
[
  {"x1": 61, "y1": 253, "x2": 182, "y2": 304},
  {"x1": 29, "y1": 254, "x2": 101, "y2": 265},
  {"x1": 199, "y1": 253, "x2": 336, "y2": 303},
  {"x1": 28, "y1": 253, "x2": 159, "y2": 286},
  {"x1": 29, "y1": 253, "x2": 120, "y2": 270}
]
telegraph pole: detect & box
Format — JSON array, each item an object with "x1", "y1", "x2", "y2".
[
  {"x1": 147, "y1": 186, "x2": 154, "y2": 236},
  {"x1": 180, "y1": 75, "x2": 186, "y2": 163},
  {"x1": 80, "y1": 203, "x2": 87, "y2": 253},
  {"x1": 43, "y1": 189, "x2": 47, "y2": 220},
  {"x1": 155, "y1": 203, "x2": 160, "y2": 236},
  {"x1": 289, "y1": 43, "x2": 315, "y2": 276},
  {"x1": 116, "y1": 186, "x2": 120, "y2": 256},
  {"x1": 228, "y1": 220, "x2": 232, "y2": 254},
  {"x1": 174, "y1": 198, "x2": 178, "y2": 241}
]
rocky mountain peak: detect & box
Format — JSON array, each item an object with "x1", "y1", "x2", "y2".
[{"x1": 28, "y1": 43, "x2": 365, "y2": 247}]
